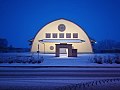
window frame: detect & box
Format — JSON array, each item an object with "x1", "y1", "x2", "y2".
[
  {"x1": 73, "y1": 33, "x2": 78, "y2": 38},
  {"x1": 59, "y1": 33, "x2": 64, "y2": 38},
  {"x1": 52, "y1": 33, "x2": 57, "y2": 38},
  {"x1": 46, "y1": 33, "x2": 51, "y2": 38},
  {"x1": 66, "y1": 33, "x2": 71, "y2": 38}
]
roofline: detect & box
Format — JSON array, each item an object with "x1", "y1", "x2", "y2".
[{"x1": 31, "y1": 18, "x2": 93, "y2": 52}]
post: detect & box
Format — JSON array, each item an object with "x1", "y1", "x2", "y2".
[
  {"x1": 37, "y1": 44, "x2": 40, "y2": 59},
  {"x1": 43, "y1": 43, "x2": 45, "y2": 54}
]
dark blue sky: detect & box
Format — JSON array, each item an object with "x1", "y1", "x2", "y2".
[{"x1": 0, "y1": 0, "x2": 120, "y2": 48}]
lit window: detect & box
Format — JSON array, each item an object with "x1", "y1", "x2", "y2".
[
  {"x1": 59, "y1": 33, "x2": 64, "y2": 38},
  {"x1": 52, "y1": 33, "x2": 57, "y2": 38},
  {"x1": 46, "y1": 33, "x2": 51, "y2": 38},
  {"x1": 66, "y1": 33, "x2": 71, "y2": 38},
  {"x1": 73, "y1": 33, "x2": 78, "y2": 38}
]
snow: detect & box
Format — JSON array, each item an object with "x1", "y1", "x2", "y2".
[
  {"x1": 0, "y1": 53, "x2": 120, "y2": 67},
  {"x1": 0, "y1": 77, "x2": 120, "y2": 90},
  {"x1": 0, "y1": 53, "x2": 120, "y2": 90}
]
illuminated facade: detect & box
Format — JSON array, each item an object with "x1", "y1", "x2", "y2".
[{"x1": 31, "y1": 19, "x2": 93, "y2": 55}]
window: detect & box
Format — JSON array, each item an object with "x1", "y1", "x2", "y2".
[
  {"x1": 73, "y1": 33, "x2": 78, "y2": 38},
  {"x1": 52, "y1": 33, "x2": 57, "y2": 38},
  {"x1": 58, "y1": 24, "x2": 66, "y2": 32},
  {"x1": 46, "y1": 33, "x2": 51, "y2": 38},
  {"x1": 59, "y1": 33, "x2": 64, "y2": 38},
  {"x1": 66, "y1": 33, "x2": 71, "y2": 38},
  {"x1": 50, "y1": 46, "x2": 54, "y2": 50}
]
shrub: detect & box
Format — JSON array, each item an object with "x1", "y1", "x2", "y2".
[
  {"x1": 0, "y1": 60, "x2": 3, "y2": 63},
  {"x1": 16, "y1": 59, "x2": 22, "y2": 63},
  {"x1": 36, "y1": 56, "x2": 44, "y2": 63},
  {"x1": 22, "y1": 60, "x2": 27, "y2": 63},
  {"x1": 0, "y1": 58, "x2": 3, "y2": 63},
  {"x1": 8, "y1": 60, "x2": 13, "y2": 64},
  {"x1": 93, "y1": 56, "x2": 98, "y2": 63},
  {"x1": 37, "y1": 60, "x2": 41, "y2": 63},
  {"x1": 31, "y1": 60, "x2": 37, "y2": 64},
  {"x1": 28, "y1": 60, "x2": 32, "y2": 63},
  {"x1": 92, "y1": 56, "x2": 103, "y2": 64},
  {"x1": 115, "y1": 55, "x2": 120, "y2": 64},
  {"x1": 96, "y1": 56, "x2": 103, "y2": 64},
  {"x1": 103, "y1": 56, "x2": 107, "y2": 63},
  {"x1": 107, "y1": 56, "x2": 113, "y2": 64}
]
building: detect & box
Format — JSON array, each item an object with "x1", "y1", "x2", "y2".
[{"x1": 31, "y1": 19, "x2": 93, "y2": 57}]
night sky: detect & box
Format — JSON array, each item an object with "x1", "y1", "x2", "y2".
[{"x1": 0, "y1": 0, "x2": 120, "y2": 48}]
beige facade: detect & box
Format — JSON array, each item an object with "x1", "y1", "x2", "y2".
[{"x1": 31, "y1": 19, "x2": 93, "y2": 53}]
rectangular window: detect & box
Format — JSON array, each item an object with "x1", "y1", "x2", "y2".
[
  {"x1": 66, "y1": 33, "x2": 71, "y2": 38},
  {"x1": 46, "y1": 33, "x2": 51, "y2": 38},
  {"x1": 73, "y1": 33, "x2": 78, "y2": 38},
  {"x1": 59, "y1": 33, "x2": 64, "y2": 38},
  {"x1": 52, "y1": 33, "x2": 57, "y2": 38}
]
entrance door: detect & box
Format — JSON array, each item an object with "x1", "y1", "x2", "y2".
[
  {"x1": 56, "y1": 44, "x2": 73, "y2": 57},
  {"x1": 60, "y1": 48, "x2": 66, "y2": 54},
  {"x1": 60, "y1": 48, "x2": 68, "y2": 57}
]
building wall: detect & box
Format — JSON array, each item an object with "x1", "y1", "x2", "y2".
[{"x1": 31, "y1": 19, "x2": 93, "y2": 53}]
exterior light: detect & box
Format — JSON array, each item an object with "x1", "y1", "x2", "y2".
[{"x1": 95, "y1": 42, "x2": 97, "y2": 44}]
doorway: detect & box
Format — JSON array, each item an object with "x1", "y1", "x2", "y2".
[
  {"x1": 55, "y1": 43, "x2": 73, "y2": 57},
  {"x1": 59, "y1": 48, "x2": 68, "y2": 57}
]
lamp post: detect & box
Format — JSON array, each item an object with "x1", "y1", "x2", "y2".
[
  {"x1": 39, "y1": 40, "x2": 45, "y2": 54},
  {"x1": 37, "y1": 44, "x2": 40, "y2": 59},
  {"x1": 43, "y1": 43, "x2": 45, "y2": 54}
]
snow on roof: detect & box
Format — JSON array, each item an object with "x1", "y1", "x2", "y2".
[{"x1": 39, "y1": 39, "x2": 85, "y2": 43}]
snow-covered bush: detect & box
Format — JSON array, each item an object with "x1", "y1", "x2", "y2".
[
  {"x1": 0, "y1": 57, "x2": 3, "y2": 63},
  {"x1": 92, "y1": 56, "x2": 103, "y2": 64},
  {"x1": 106, "y1": 56, "x2": 113, "y2": 64},
  {"x1": 8, "y1": 60, "x2": 13, "y2": 64},
  {"x1": 90, "y1": 54, "x2": 120, "y2": 64},
  {"x1": 0, "y1": 55, "x2": 44, "y2": 64},
  {"x1": 96, "y1": 56, "x2": 103, "y2": 64},
  {"x1": 114, "y1": 55, "x2": 120, "y2": 64}
]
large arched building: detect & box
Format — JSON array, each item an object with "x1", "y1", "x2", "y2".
[{"x1": 31, "y1": 19, "x2": 93, "y2": 56}]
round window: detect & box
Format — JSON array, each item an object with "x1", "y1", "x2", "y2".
[
  {"x1": 50, "y1": 46, "x2": 54, "y2": 50},
  {"x1": 58, "y1": 24, "x2": 66, "y2": 32}
]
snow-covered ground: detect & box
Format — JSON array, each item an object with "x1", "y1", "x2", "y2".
[
  {"x1": 0, "y1": 77, "x2": 120, "y2": 90},
  {"x1": 0, "y1": 66, "x2": 120, "y2": 90},
  {"x1": 0, "y1": 52, "x2": 120, "y2": 67},
  {"x1": 0, "y1": 53, "x2": 120, "y2": 90}
]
